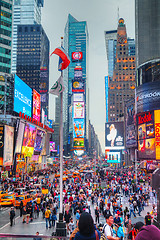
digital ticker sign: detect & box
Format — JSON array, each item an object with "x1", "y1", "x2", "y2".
[{"x1": 33, "y1": 89, "x2": 41, "y2": 122}]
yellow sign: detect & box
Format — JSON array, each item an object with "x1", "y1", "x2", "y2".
[{"x1": 155, "y1": 110, "x2": 160, "y2": 160}]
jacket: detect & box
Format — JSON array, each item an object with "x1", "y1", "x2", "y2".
[{"x1": 74, "y1": 230, "x2": 100, "y2": 240}]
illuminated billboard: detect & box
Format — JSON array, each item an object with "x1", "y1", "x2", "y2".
[
  {"x1": 74, "y1": 102, "x2": 85, "y2": 118},
  {"x1": 105, "y1": 122, "x2": 124, "y2": 149},
  {"x1": 72, "y1": 79, "x2": 84, "y2": 92},
  {"x1": 155, "y1": 110, "x2": 160, "y2": 160},
  {"x1": 0, "y1": 126, "x2": 4, "y2": 166},
  {"x1": 22, "y1": 123, "x2": 37, "y2": 157},
  {"x1": 105, "y1": 150, "x2": 121, "y2": 163},
  {"x1": 33, "y1": 89, "x2": 41, "y2": 122},
  {"x1": 73, "y1": 119, "x2": 84, "y2": 138},
  {"x1": 73, "y1": 138, "x2": 84, "y2": 148},
  {"x1": 73, "y1": 93, "x2": 84, "y2": 102},
  {"x1": 14, "y1": 74, "x2": 32, "y2": 116},
  {"x1": 3, "y1": 125, "x2": 14, "y2": 166},
  {"x1": 34, "y1": 129, "x2": 45, "y2": 155},
  {"x1": 72, "y1": 52, "x2": 83, "y2": 61},
  {"x1": 74, "y1": 67, "x2": 82, "y2": 79},
  {"x1": 50, "y1": 141, "x2": 56, "y2": 152},
  {"x1": 15, "y1": 120, "x2": 25, "y2": 153}
]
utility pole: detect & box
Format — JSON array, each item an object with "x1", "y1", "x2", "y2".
[{"x1": 135, "y1": 149, "x2": 137, "y2": 185}]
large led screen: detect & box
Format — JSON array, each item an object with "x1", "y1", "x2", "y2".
[
  {"x1": 105, "y1": 150, "x2": 121, "y2": 163},
  {"x1": 15, "y1": 120, "x2": 25, "y2": 153},
  {"x1": 3, "y1": 126, "x2": 14, "y2": 166},
  {"x1": 74, "y1": 102, "x2": 85, "y2": 118},
  {"x1": 0, "y1": 126, "x2": 4, "y2": 166},
  {"x1": 73, "y1": 93, "x2": 84, "y2": 102},
  {"x1": 34, "y1": 129, "x2": 45, "y2": 155},
  {"x1": 21, "y1": 123, "x2": 37, "y2": 157},
  {"x1": 33, "y1": 89, "x2": 41, "y2": 122},
  {"x1": 50, "y1": 141, "x2": 56, "y2": 152},
  {"x1": 105, "y1": 122, "x2": 124, "y2": 149},
  {"x1": 73, "y1": 138, "x2": 84, "y2": 148},
  {"x1": 155, "y1": 110, "x2": 160, "y2": 160},
  {"x1": 73, "y1": 119, "x2": 84, "y2": 138},
  {"x1": 72, "y1": 79, "x2": 84, "y2": 92},
  {"x1": 14, "y1": 74, "x2": 32, "y2": 116}
]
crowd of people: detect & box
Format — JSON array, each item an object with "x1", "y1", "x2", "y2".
[{"x1": 4, "y1": 166, "x2": 160, "y2": 239}]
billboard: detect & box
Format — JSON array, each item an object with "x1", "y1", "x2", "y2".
[
  {"x1": 154, "y1": 110, "x2": 160, "y2": 160},
  {"x1": 72, "y1": 79, "x2": 84, "y2": 92},
  {"x1": 73, "y1": 119, "x2": 85, "y2": 138},
  {"x1": 0, "y1": 126, "x2": 4, "y2": 166},
  {"x1": 34, "y1": 129, "x2": 45, "y2": 155},
  {"x1": 32, "y1": 89, "x2": 41, "y2": 122},
  {"x1": 21, "y1": 123, "x2": 37, "y2": 157},
  {"x1": 72, "y1": 52, "x2": 83, "y2": 61},
  {"x1": 73, "y1": 138, "x2": 84, "y2": 148},
  {"x1": 40, "y1": 68, "x2": 49, "y2": 108},
  {"x1": 105, "y1": 122, "x2": 124, "y2": 149},
  {"x1": 73, "y1": 93, "x2": 84, "y2": 102},
  {"x1": 136, "y1": 81, "x2": 160, "y2": 114},
  {"x1": 50, "y1": 141, "x2": 56, "y2": 152},
  {"x1": 3, "y1": 125, "x2": 14, "y2": 166},
  {"x1": 74, "y1": 102, "x2": 85, "y2": 118},
  {"x1": 14, "y1": 74, "x2": 32, "y2": 116},
  {"x1": 15, "y1": 120, "x2": 25, "y2": 153},
  {"x1": 74, "y1": 67, "x2": 82, "y2": 79},
  {"x1": 69, "y1": 105, "x2": 73, "y2": 133},
  {"x1": 105, "y1": 76, "x2": 109, "y2": 122},
  {"x1": 125, "y1": 99, "x2": 137, "y2": 148},
  {"x1": 105, "y1": 150, "x2": 121, "y2": 163}
]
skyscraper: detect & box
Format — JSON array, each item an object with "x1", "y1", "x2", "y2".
[
  {"x1": 11, "y1": 0, "x2": 44, "y2": 73},
  {"x1": 0, "y1": 0, "x2": 13, "y2": 74},
  {"x1": 63, "y1": 14, "x2": 89, "y2": 154},
  {"x1": 16, "y1": 24, "x2": 49, "y2": 113},
  {"x1": 105, "y1": 18, "x2": 136, "y2": 122}
]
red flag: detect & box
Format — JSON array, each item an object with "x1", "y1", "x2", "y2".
[{"x1": 50, "y1": 47, "x2": 70, "y2": 70}]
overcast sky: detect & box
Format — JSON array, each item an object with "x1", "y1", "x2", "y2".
[{"x1": 42, "y1": 0, "x2": 135, "y2": 152}]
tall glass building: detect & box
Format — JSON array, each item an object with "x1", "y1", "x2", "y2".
[
  {"x1": 0, "y1": 0, "x2": 13, "y2": 74},
  {"x1": 63, "y1": 14, "x2": 89, "y2": 154},
  {"x1": 11, "y1": 0, "x2": 44, "y2": 73}
]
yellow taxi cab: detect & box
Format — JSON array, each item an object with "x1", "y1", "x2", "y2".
[
  {"x1": 72, "y1": 172, "x2": 80, "y2": 178},
  {"x1": 41, "y1": 185, "x2": 49, "y2": 195},
  {"x1": 15, "y1": 194, "x2": 32, "y2": 208},
  {"x1": 0, "y1": 191, "x2": 7, "y2": 202},
  {"x1": 0, "y1": 194, "x2": 15, "y2": 206},
  {"x1": 55, "y1": 173, "x2": 60, "y2": 178}
]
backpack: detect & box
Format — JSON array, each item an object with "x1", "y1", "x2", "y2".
[{"x1": 45, "y1": 209, "x2": 50, "y2": 218}]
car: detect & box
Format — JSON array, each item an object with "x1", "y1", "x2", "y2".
[
  {"x1": 15, "y1": 194, "x2": 32, "y2": 208},
  {"x1": 0, "y1": 194, "x2": 15, "y2": 206}
]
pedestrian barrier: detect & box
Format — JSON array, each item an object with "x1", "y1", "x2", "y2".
[{"x1": 0, "y1": 233, "x2": 68, "y2": 240}]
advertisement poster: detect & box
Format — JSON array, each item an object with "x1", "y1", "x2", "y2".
[
  {"x1": 14, "y1": 74, "x2": 32, "y2": 116},
  {"x1": 69, "y1": 105, "x2": 73, "y2": 133},
  {"x1": 72, "y1": 79, "x2": 84, "y2": 92},
  {"x1": 15, "y1": 121, "x2": 25, "y2": 153},
  {"x1": 73, "y1": 138, "x2": 84, "y2": 148},
  {"x1": 155, "y1": 110, "x2": 160, "y2": 160},
  {"x1": 73, "y1": 119, "x2": 84, "y2": 138},
  {"x1": 73, "y1": 93, "x2": 84, "y2": 102},
  {"x1": 105, "y1": 122, "x2": 124, "y2": 149},
  {"x1": 0, "y1": 126, "x2": 4, "y2": 165},
  {"x1": 22, "y1": 123, "x2": 37, "y2": 157},
  {"x1": 50, "y1": 141, "x2": 56, "y2": 152},
  {"x1": 34, "y1": 129, "x2": 45, "y2": 155},
  {"x1": 74, "y1": 102, "x2": 85, "y2": 118},
  {"x1": 72, "y1": 52, "x2": 83, "y2": 61},
  {"x1": 74, "y1": 68, "x2": 82, "y2": 79},
  {"x1": 3, "y1": 126, "x2": 14, "y2": 166},
  {"x1": 33, "y1": 89, "x2": 41, "y2": 122},
  {"x1": 105, "y1": 151, "x2": 121, "y2": 163}
]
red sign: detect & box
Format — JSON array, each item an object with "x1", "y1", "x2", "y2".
[
  {"x1": 33, "y1": 89, "x2": 41, "y2": 122},
  {"x1": 138, "y1": 111, "x2": 153, "y2": 125},
  {"x1": 72, "y1": 52, "x2": 83, "y2": 61}
]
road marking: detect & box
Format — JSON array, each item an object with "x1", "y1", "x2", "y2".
[
  {"x1": 0, "y1": 216, "x2": 20, "y2": 230},
  {"x1": 30, "y1": 222, "x2": 45, "y2": 224}
]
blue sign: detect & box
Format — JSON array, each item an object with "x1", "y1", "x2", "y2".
[
  {"x1": 14, "y1": 75, "x2": 32, "y2": 116},
  {"x1": 73, "y1": 119, "x2": 84, "y2": 138}
]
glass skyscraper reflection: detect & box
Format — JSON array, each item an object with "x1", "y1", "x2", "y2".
[{"x1": 63, "y1": 14, "x2": 89, "y2": 154}]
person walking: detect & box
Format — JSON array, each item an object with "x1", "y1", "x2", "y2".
[
  {"x1": 103, "y1": 214, "x2": 120, "y2": 240},
  {"x1": 95, "y1": 206, "x2": 100, "y2": 224},
  {"x1": 45, "y1": 206, "x2": 51, "y2": 229},
  {"x1": 9, "y1": 207, "x2": 15, "y2": 226},
  {"x1": 22, "y1": 206, "x2": 27, "y2": 223},
  {"x1": 19, "y1": 201, "x2": 23, "y2": 217}
]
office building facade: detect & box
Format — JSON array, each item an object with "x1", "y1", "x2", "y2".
[
  {"x1": 63, "y1": 14, "x2": 89, "y2": 155},
  {"x1": 0, "y1": 0, "x2": 13, "y2": 74},
  {"x1": 12, "y1": 0, "x2": 44, "y2": 73},
  {"x1": 16, "y1": 24, "x2": 49, "y2": 114}
]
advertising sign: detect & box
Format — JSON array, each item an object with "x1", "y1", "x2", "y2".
[
  {"x1": 137, "y1": 111, "x2": 156, "y2": 159},
  {"x1": 125, "y1": 99, "x2": 137, "y2": 148},
  {"x1": 73, "y1": 93, "x2": 84, "y2": 102},
  {"x1": 74, "y1": 67, "x2": 82, "y2": 79},
  {"x1": 105, "y1": 122, "x2": 124, "y2": 149},
  {"x1": 72, "y1": 52, "x2": 83, "y2": 61},
  {"x1": 14, "y1": 74, "x2": 32, "y2": 116},
  {"x1": 74, "y1": 150, "x2": 84, "y2": 156},
  {"x1": 40, "y1": 68, "x2": 49, "y2": 107},
  {"x1": 32, "y1": 89, "x2": 41, "y2": 122},
  {"x1": 3, "y1": 126, "x2": 14, "y2": 166},
  {"x1": 0, "y1": 126, "x2": 4, "y2": 166},
  {"x1": 136, "y1": 81, "x2": 160, "y2": 114},
  {"x1": 73, "y1": 119, "x2": 85, "y2": 138},
  {"x1": 15, "y1": 120, "x2": 25, "y2": 153},
  {"x1": 72, "y1": 79, "x2": 84, "y2": 92},
  {"x1": 50, "y1": 141, "x2": 56, "y2": 152},
  {"x1": 22, "y1": 123, "x2": 37, "y2": 157},
  {"x1": 34, "y1": 129, "x2": 45, "y2": 155},
  {"x1": 105, "y1": 150, "x2": 121, "y2": 163},
  {"x1": 155, "y1": 110, "x2": 160, "y2": 160},
  {"x1": 73, "y1": 138, "x2": 84, "y2": 148},
  {"x1": 47, "y1": 119, "x2": 53, "y2": 129},
  {"x1": 69, "y1": 105, "x2": 73, "y2": 133},
  {"x1": 74, "y1": 102, "x2": 85, "y2": 118}
]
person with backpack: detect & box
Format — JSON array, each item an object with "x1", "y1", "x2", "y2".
[
  {"x1": 103, "y1": 214, "x2": 120, "y2": 240},
  {"x1": 9, "y1": 207, "x2": 15, "y2": 226},
  {"x1": 45, "y1": 206, "x2": 51, "y2": 229}
]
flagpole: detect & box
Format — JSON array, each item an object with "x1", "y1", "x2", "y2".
[{"x1": 59, "y1": 37, "x2": 63, "y2": 217}]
